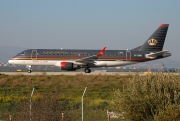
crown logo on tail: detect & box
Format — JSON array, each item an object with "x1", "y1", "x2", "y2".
[{"x1": 148, "y1": 38, "x2": 158, "y2": 46}]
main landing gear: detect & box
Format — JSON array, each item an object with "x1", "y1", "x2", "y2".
[
  {"x1": 26, "y1": 65, "x2": 32, "y2": 73},
  {"x1": 84, "y1": 68, "x2": 91, "y2": 73}
]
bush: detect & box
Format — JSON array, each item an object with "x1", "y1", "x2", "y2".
[{"x1": 112, "y1": 73, "x2": 180, "y2": 121}]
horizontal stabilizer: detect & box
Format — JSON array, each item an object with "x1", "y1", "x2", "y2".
[{"x1": 146, "y1": 50, "x2": 169, "y2": 58}]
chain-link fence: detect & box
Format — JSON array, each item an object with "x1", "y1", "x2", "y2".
[
  {"x1": 0, "y1": 87, "x2": 120, "y2": 121},
  {"x1": 0, "y1": 74, "x2": 128, "y2": 121}
]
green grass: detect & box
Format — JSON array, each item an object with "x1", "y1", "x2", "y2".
[{"x1": 0, "y1": 74, "x2": 128, "y2": 121}]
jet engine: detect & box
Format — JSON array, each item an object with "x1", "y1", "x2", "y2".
[{"x1": 60, "y1": 62, "x2": 78, "y2": 71}]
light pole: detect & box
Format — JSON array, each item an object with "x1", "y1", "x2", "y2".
[
  {"x1": 30, "y1": 87, "x2": 35, "y2": 121},
  {"x1": 82, "y1": 87, "x2": 87, "y2": 121}
]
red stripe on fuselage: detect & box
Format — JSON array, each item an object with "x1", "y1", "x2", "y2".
[{"x1": 11, "y1": 56, "x2": 155, "y2": 61}]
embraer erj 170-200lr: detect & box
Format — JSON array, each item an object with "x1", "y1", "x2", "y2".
[{"x1": 8, "y1": 24, "x2": 171, "y2": 73}]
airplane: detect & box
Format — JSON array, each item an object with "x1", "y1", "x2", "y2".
[
  {"x1": 161, "y1": 63, "x2": 176, "y2": 72},
  {"x1": 8, "y1": 24, "x2": 171, "y2": 73}
]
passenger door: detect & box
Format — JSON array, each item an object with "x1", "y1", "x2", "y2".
[
  {"x1": 126, "y1": 50, "x2": 131, "y2": 61},
  {"x1": 31, "y1": 50, "x2": 37, "y2": 60}
]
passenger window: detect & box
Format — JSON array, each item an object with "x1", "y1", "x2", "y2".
[{"x1": 118, "y1": 52, "x2": 123, "y2": 56}]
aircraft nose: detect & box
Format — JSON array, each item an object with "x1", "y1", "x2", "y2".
[{"x1": 8, "y1": 60, "x2": 14, "y2": 64}]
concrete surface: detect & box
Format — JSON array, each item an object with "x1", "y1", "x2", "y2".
[{"x1": 0, "y1": 72, "x2": 178, "y2": 76}]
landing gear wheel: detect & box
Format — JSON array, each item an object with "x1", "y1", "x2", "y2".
[
  {"x1": 85, "y1": 68, "x2": 91, "y2": 73},
  {"x1": 28, "y1": 70, "x2": 32, "y2": 73}
]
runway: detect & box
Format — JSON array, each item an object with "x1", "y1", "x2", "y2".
[
  {"x1": 0, "y1": 72, "x2": 139, "y2": 76},
  {"x1": 0, "y1": 72, "x2": 178, "y2": 76}
]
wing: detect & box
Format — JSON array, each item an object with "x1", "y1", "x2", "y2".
[{"x1": 75, "y1": 47, "x2": 106, "y2": 64}]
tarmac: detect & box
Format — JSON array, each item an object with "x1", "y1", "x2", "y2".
[{"x1": 0, "y1": 71, "x2": 178, "y2": 76}]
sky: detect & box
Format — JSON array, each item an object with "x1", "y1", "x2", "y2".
[{"x1": 0, "y1": 0, "x2": 180, "y2": 61}]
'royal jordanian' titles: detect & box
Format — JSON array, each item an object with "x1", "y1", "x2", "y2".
[{"x1": 8, "y1": 24, "x2": 171, "y2": 73}]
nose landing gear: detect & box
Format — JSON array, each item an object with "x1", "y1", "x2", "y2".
[{"x1": 26, "y1": 65, "x2": 32, "y2": 73}]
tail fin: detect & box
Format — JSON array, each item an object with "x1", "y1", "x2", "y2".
[{"x1": 132, "y1": 24, "x2": 169, "y2": 52}]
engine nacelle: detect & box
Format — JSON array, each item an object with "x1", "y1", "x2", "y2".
[{"x1": 60, "y1": 62, "x2": 78, "y2": 71}]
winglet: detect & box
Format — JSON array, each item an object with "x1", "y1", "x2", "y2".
[{"x1": 97, "y1": 47, "x2": 106, "y2": 56}]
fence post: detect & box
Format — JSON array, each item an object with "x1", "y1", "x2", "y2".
[
  {"x1": 107, "y1": 110, "x2": 110, "y2": 121},
  {"x1": 62, "y1": 113, "x2": 64, "y2": 121},
  {"x1": 9, "y1": 114, "x2": 12, "y2": 121},
  {"x1": 30, "y1": 87, "x2": 35, "y2": 121},
  {"x1": 82, "y1": 87, "x2": 87, "y2": 121}
]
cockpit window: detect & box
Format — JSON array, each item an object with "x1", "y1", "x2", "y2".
[{"x1": 21, "y1": 52, "x2": 25, "y2": 55}]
